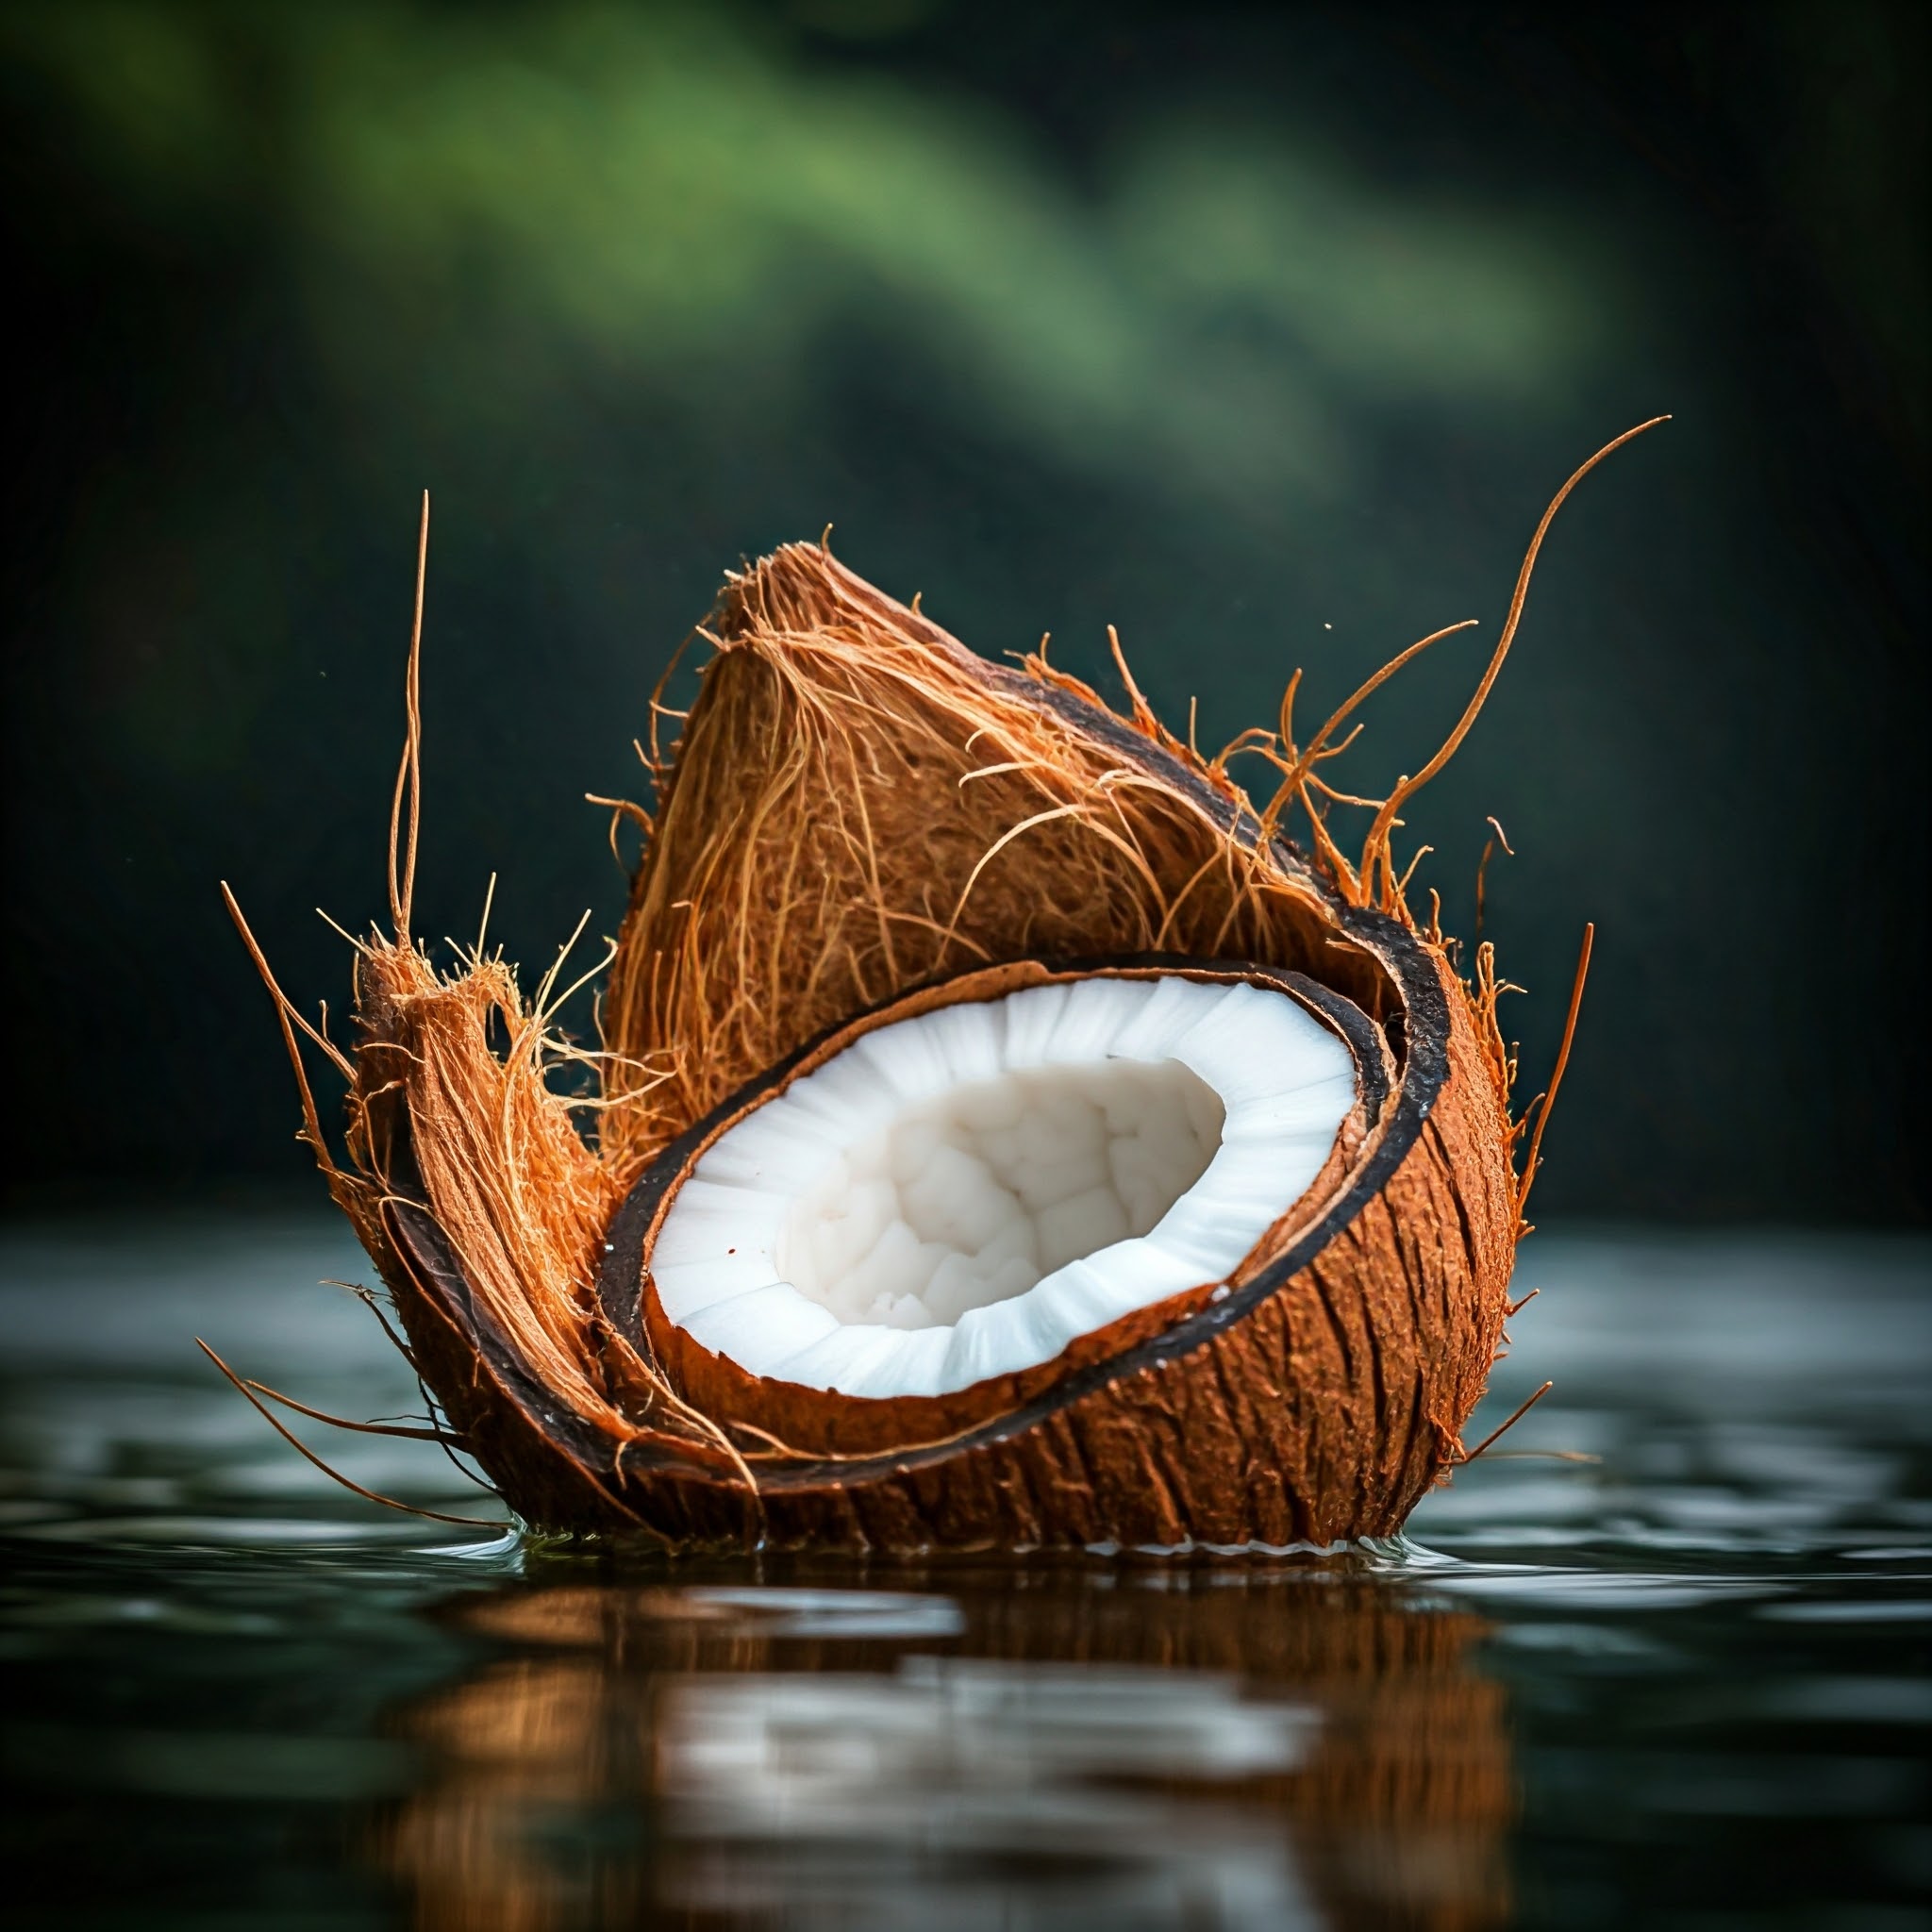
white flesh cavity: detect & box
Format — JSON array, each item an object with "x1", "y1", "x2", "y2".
[{"x1": 651, "y1": 975, "x2": 1356, "y2": 1399}]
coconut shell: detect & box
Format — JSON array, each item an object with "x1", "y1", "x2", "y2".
[
  {"x1": 311, "y1": 541, "x2": 1521, "y2": 1550},
  {"x1": 600, "y1": 945, "x2": 1513, "y2": 1551}
]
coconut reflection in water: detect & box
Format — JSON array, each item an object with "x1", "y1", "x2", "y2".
[{"x1": 375, "y1": 1564, "x2": 1512, "y2": 1930}]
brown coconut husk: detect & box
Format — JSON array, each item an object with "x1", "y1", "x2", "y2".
[{"x1": 229, "y1": 424, "x2": 1661, "y2": 1547}]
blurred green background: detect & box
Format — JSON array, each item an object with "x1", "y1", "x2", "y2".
[{"x1": 1, "y1": 0, "x2": 1924, "y2": 1221}]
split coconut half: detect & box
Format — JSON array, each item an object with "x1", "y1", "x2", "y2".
[{"x1": 227, "y1": 425, "x2": 1657, "y2": 1551}]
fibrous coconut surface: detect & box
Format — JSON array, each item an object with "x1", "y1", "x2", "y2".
[{"x1": 226, "y1": 425, "x2": 1657, "y2": 1549}]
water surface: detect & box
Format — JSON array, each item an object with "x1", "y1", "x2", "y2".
[{"x1": 2, "y1": 1214, "x2": 1927, "y2": 1928}]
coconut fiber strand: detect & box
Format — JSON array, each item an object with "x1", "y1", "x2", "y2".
[{"x1": 246, "y1": 430, "x2": 1657, "y2": 1548}]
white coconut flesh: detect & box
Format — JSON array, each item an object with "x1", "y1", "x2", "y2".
[{"x1": 650, "y1": 975, "x2": 1357, "y2": 1399}]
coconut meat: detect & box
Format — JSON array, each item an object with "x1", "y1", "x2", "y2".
[{"x1": 650, "y1": 975, "x2": 1356, "y2": 1398}]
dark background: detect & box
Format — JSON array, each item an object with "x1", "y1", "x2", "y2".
[{"x1": 2, "y1": 0, "x2": 1924, "y2": 1223}]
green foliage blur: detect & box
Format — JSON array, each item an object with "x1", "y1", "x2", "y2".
[
  {"x1": 3, "y1": 1, "x2": 1924, "y2": 1218},
  {"x1": 9, "y1": 1, "x2": 1594, "y2": 494}
]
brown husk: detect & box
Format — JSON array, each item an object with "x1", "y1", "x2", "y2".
[
  {"x1": 297, "y1": 542, "x2": 1508, "y2": 1547},
  {"x1": 248, "y1": 426, "x2": 1661, "y2": 1545}
]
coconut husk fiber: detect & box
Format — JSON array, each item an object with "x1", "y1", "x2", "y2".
[{"x1": 228, "y1": 423, "x2": 1662, "y2": 1549}]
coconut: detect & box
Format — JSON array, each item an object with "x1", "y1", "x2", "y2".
[{"x1": 227, "y1": 425, "x2": 1659, "y2": 1549}]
